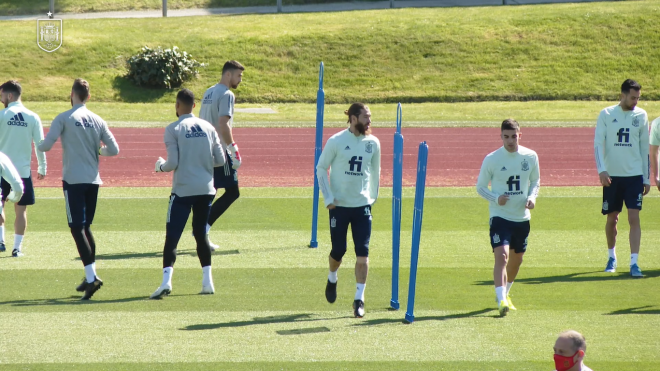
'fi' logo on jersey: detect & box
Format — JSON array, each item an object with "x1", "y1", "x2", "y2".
[
  {"x1": 365, "y1": 142, "x2": 373, "y2": 154},
  {"x1": 521, "y1": 159, "x2": 529, "y2": 171},
  {"x1": 492, "y1": 234, "x2": 500, "y2": 244},
  {"x1": 632, "y1": 117, "x2": 640, "y2": 127},
  {"x1": 331, "y1": 217, "x2": 336, "y2": 228},
  {"x1": 603, "y1": 201, "x2": 609, "y2": 211}
]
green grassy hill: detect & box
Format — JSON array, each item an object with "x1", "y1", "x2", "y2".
[{"x1": 1, "y1": 1, "x2": 660, "y2": 104}]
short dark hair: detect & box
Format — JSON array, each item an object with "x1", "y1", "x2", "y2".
[
  {"x1": 345, "y1": 103, "x2": 368, "y2": 123},
  {"x1": 0, "y1": 80, "x2": 22, "y2": 98},
  {"x1": 222, "y1": 60, "x2": 245, "y2": 74},
  {"x1": 176, "y1": 89, "x2": 195, "y2": 106},
  {"x1": 72, "y1": 78, "x2": 90, "y2": 102},
  {"x1": 501, "y1": 118, "x2": 520, "y2": 132},
  {"x1": 621, "y1": 79, "x2": 642, "y2": 94}
]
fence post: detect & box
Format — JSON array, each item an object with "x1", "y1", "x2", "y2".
[
  {"x1": 163, "y1": 0, "x2": 167, "y2": 17},
  {"x1": 278, "y1": 0, "x2": 283, "y2": 13}
]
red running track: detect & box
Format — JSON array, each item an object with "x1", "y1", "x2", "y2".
[{"x1": 31, "y1": 127, "x2": 597, "y2": 187}]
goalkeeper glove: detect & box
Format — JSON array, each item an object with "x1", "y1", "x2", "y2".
[
  {"x1": 155, "y1": 157, "x2": 166, "y2": 172},
  {"x1": 227, "y1": 143, "x2": 242, "y2": 170}
]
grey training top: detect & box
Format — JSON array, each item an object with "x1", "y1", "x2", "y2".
[
  {"x1": 38, "y1": 104, "x2": 119, "y2": 184},
  {"x1": 199, "y1": 83, "x2": 234, "y2": 149},
  {"x1": 160, "y1": 113, "x2": 226, "y2": 197}
]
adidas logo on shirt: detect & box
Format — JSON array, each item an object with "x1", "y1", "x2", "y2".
[
  {"x1": 75, "y1": 117, "x2": 93, "y2": 128},
  {"x1": 501, "y1": 167, "x2": 507, "y2": 171},
  {"x1": 185, "y1": 124, "x2": 208, "y2": 138},
  {"x1": 613, "y1": 119, "x2": 618, "y2": 123},
  {"x1": 7, "y1": 113, "x2": 27, "y2": 127},
  {"x1": 345, "y1": 146, "x2": 351, "y2": 150}
]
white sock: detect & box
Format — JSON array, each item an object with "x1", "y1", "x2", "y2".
[
  {"x1": 13, "y1": 234, "x2": 23, "y2": 252},
  {"x1": 206, "y1": 224, "x2": 211, "y2": 234},
  {"x1": 328, "y1": 270, "x2": 338, "y2": 283},
  {"x1": 0, "y1": 226, "x2": 4, "y2": 243},
  {"x1": 506, "y1": 282, "x2": 513, "y2": 296},
  {"x1": 495, "y1": 286, "x2": 506, "y2": 302},
  {"x1": 631, "y1": 253, "x2": 639, "y2": 266},
  {"x1": 355, "y1": 283, "x2": 366, "y2": 301},
  {"x1": 84, "y1": 264, "x2": 96, "y2": 283},
  {"x1": 162, "y1": 267, "x2": 173, "y2": 287},
  {"x1": 202, "y1": 265, "x2": 213, "y2": 287},
  {"x1": 608, "y1": 248, "x2": 616, "y2": 259}
]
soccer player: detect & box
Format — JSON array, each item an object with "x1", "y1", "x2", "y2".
[
  {"x1": 0, "y1": 80, "x2": 47, "y2": 257},
  {"x1": 648, "y1": 115, "x2": 660, "y2": 191},
  {"x1": 38, "y1": 79, "x2": 120, "y2": 300},
  {"x1": 317, "y1": 103, "x2": 381, "y2": 318},
  {"x1": 553, "y1": 330, "x2": 593, "y2": 371},
  {"x1": 476, "y1": 119, "x2": 540, "y2": 317},
  {"x1": 594, "y1": 79, "x2": 649, "y2": 277},
  {"x1": 150, "y1": 89, "x2": 226, "y2": 299},
  {"x1": 0, "y1": 152, "x2": 25, "y2": 214},
  {"x1": 199, "y1": 60, "x2": 244, "y2": 251}
]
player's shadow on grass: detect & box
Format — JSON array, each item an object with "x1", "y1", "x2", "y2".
[
  {"x1": 353, "y1": 308, "x2": 493, "y2": 326},
  {"x1": 474, "y1": 269, "x2": 660, "y2": 286},
  {"x1": 0, "y1": 295, "x2": 147, "y2": 307},
  {"x1": 73, "y1": 249, "x2": 240, "y2": 261},
  {"x1": 606, "y1": 306, "x2": 660, "y2": 316},
  {"x1": 181, "y1": 313, "x2": 331, "y2": 331}
]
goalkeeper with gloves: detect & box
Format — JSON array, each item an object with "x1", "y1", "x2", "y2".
[
  {"x1": 150, "y1": 89, "x2": 226, "y2": 299},
  {"x1": 199, "y1": 60, "x2": 244, "y2": 251}
]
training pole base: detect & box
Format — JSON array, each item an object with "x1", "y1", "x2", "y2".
[
  {"x1": 390, "y1": 300, "x2": 400, "y2": 310},
  {"x1": 309, "y1": 241, "x2": 318, "y2": 248},
  {"x1": 404, "y1": 313, "x2": 414, "y2": 323}
]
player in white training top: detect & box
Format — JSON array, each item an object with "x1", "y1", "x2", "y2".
[
  {"x1": 476, "y1": 119, "x2": 540, "y2": 317},
  {"x1": 594, "y1": 79, "x2": 649, "y2": 278},
  {"x1": 317, "y1": 103, "x2": 381, "y2": 318}
]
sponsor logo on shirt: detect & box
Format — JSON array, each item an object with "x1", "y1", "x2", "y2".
[
  {"x1": 75, "y1": 117, "x2": 93, "y2": 128},
  {"x1": 185, "y1": 124, "x2": 208, "y2": 138},
  {"x1": 7, "y1": 113, "x2": 27, "y2": 127},
  {"x1": 505, "y1": 175, "x2": 522, "y2": 195},
  {"x1": 345, "y1": 156, "x2": 364, "y2": 176}
]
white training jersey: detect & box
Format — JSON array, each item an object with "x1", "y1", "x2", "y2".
[
  {"x1": 594, "y1": 104, "x2": 649, "y2": 183},
  {"x1": 649, "y1": 116, "x2": 660, "y2": 146},
  {"x1": 317, "y1": 129, "x2": 381, "y2": 208},
  {"x1": 0, "y1": 101, "x2": 47, "y2": 178},
  {"x1": 476, "y1": 145, "x2": 540, "y2": 222}
]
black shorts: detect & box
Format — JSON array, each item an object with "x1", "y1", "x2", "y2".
[
  {"x1": 214, "y1": 153, "x2": 238, "y2": 189},
  {"x1": 329, "y1": 205, "x2": 372, "y2": 261},
  {"x1": 602, "y1": 175, "x2": 644, "y2": 214},
  {"x1": 62, "y1": 181, "x2": 99, "y2": 228},
  {"x1": 489, "y1": 216, "x2": 530, "y2": 254},
  {"x1": 166, "y1": 193, "x2": 214, "y2": 238},
  {"x1": 1, "y1": 176, "x2": 35, "y2": 206}
]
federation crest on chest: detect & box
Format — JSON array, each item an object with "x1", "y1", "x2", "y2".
[
  {"x1": 365, "y1": 142, "x2": 373, "y2": 154},
  {"x1": 632, "y1": 116, "x2": 640, "y2": 127},
  {"x1": 521, "y1": 159, "x2": 529, "y2": 171}
]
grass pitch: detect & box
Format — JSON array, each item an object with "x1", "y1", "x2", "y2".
[{"x1": 0, "y1": 186, "x2": 659, "y2": 370}]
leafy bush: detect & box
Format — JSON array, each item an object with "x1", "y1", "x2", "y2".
[{"x1": 126, "y1": 46, "x2": 206, "y2": 89}]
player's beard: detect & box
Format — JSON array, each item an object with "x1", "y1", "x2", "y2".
[
  {"x1": 70, "y1": 96, "x2": 73, "y2": 107},
  {"x1": 354, "y1": 122, "x2": 371, "y2": 136}
]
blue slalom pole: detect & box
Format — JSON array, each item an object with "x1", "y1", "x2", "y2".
[
  {"x1": 391, "y1": 103, "x2": 403, "y2": 310},
  {"x1": 404, "y1": 141, "x2": 428, "y2": 324},
  {"x1": 309, "y1": 62, "x2": 325, "y2": 248}
]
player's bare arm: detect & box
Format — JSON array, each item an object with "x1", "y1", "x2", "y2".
[{"x1": 217, "y1": 116, "x2": 234, "y2": 144}]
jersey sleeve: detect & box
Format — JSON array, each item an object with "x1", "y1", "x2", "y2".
[
  {"x1": 38, "y1": 114, "x2": 64, "y2": 152},
  {"x1": 316, "y1": 137, "x2": 336, "y2": 207},
  {"x1": 369, "y1": 140, "x2": 381, "y2": 204},
  {"x1": 650, "y1": 118, "x2": 660, "y2": 146},
  {"x1": 218, "y1": 93, "x2": 233, "y2": 118},
  {"x1": 99, "y1": 121, "x2": 120, "y2": 156},
  {"x1": 640, "y1": 113, "x2": 650, "y2": 184},
  {"x1": 527, "y1": 153, "x2": 540, "y2": 202},
  {"x1": 594, "y1": 110, "x2": 607, "y2": 174},
  {"x1": 476, "y1": 155, "x2": 498, "y2": 203},
  {"x1": 32, "y1": 114, "x2": 47, "y2": 175},
  {"x1": 160, "y1": 126, "x2": 179, "y2": 172},
  {"x1": 0, "y1": 153, "x2": 23, "y2": 199}
]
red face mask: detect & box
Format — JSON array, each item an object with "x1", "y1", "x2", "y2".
[{"x1": 554, "y1": 350, "x2": 580, "y2": 371}]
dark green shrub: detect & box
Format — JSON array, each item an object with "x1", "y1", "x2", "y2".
[{"x1": 126, "y1": 46, "x2": 206, "y2": 89}]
